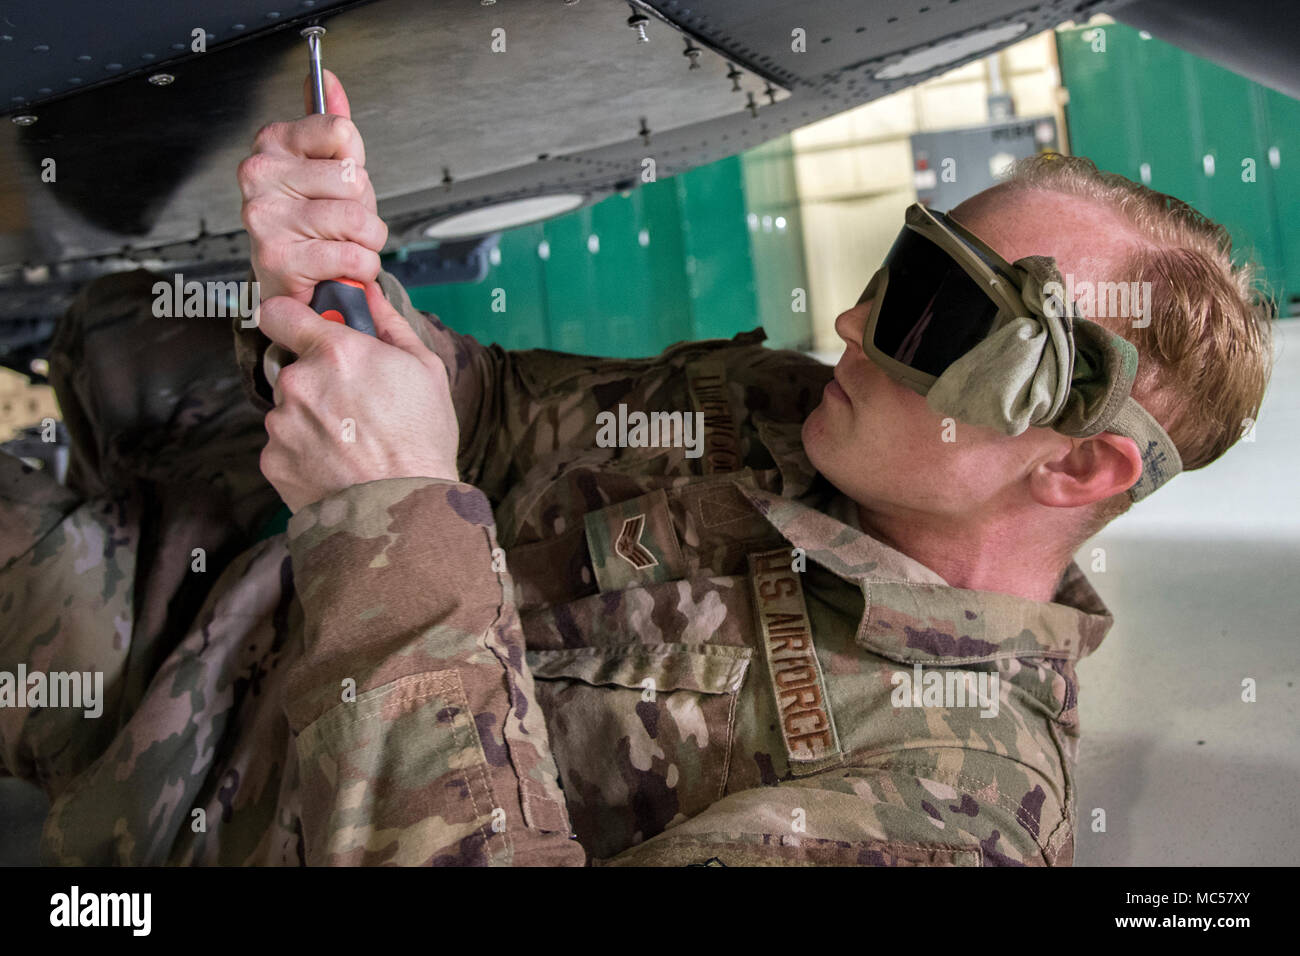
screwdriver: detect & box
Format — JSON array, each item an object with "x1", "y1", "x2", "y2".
[{"x1": 301, "y1": 25, "x2": 376, "y2": 336}]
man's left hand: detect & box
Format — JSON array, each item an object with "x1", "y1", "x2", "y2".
[{"x1": 256, "y1": 284, "x2": 460, "y2": 513}]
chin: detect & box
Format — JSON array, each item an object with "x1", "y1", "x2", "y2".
[{"x1": 801, "y1": 409, "x2": 830, "y2": 471}]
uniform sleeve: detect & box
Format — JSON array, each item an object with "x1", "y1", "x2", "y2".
[
  {"x1": 597, "y1": 765, "x2": 1057, "y2": 866},
  {"x1": 0, "y1": 452, "x2": 137, "y2": 793},
  {"x1": 234, "y1": 269, "x2": 812, "y2": 504},
  {"x1": 282, "y1": 475, "x2": 585, "y2": 866}
]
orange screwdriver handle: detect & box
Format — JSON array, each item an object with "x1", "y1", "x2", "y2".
[{"x1": 309, "y1": 277, "x2": 376, "y2": 335}]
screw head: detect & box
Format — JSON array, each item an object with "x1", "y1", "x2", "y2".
[
  {"x1": 299, "y1": 25, "x2": 326, "y2": 38},
  {"x1": 12, "y1": 114, "x2": 38, "y2": 126},
  {"x1": 148, "y1": 73, "x2": 175, "y2": 86}
]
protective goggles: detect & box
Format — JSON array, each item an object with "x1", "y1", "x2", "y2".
[{"x1": 859, "y1": 203, "x2": 1181, "y2": 501}]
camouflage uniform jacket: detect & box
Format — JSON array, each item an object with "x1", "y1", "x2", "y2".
[{"x1": 0, "y1": 269, "x2": 1114, "y2": 865}]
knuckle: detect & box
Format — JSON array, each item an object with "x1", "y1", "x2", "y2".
[
  {"x1": 261, "y1": 294, "x2": 292, "y2": 323},
  {"x1": 252, "y1": 121, "x2": 283, "y2": 152},
  {"x1": 323, "y1": 113, "x2": 355, "y2": 144},
  {"x1": 259, "y1": 443, "x2": 282, "y2": 481},
  {"x1": 236, "y1": 155, "x2": 262, "y2": 194},
  {"x1": 274, "y1": 365, "x2": 300, "y2": 400},
  {"x1": 242, "y1": 197, "x2": 271, "y2": 233},
  {"x1": 358, "y1": 247, "x2": 382, "y2": 279},
  {"x1": 318, "y1": 338, "x2": 349, "y2": 369},
  {"x1": 258, "y1": 241, "x2": 286, "y2": 276},
  {"x1": 352, "y1": 166, "x2": 372, "y2": 199},
  {"x1": 340, "y1": 243, "x2": 372, "y2": 279}
]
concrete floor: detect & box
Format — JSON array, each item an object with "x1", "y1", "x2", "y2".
[
  {"x1": 1070, "y1": 320, "x2": 1300, "y2": 865},
  {"x1": 4, "y1": 325, "x2": 1296, "y2": 867}
]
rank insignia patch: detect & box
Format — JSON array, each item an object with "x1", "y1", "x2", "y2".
[{"x1": 615, "y1": 514, "x2": 658, "y2": 570}]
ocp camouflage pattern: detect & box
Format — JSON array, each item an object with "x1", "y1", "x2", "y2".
[{"x1": 0, "y1": 268, "x2": 1114, "y2": 865}]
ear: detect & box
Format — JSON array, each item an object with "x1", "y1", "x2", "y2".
[{"x1": 1028, "y1": 432, "x2": 1143, "y2": 508}]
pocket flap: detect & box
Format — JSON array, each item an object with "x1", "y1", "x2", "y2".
[{"x1": 527, "y1": 643, "x2": 751, "y2": 694}]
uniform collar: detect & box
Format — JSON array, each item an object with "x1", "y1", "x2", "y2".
[{"x1": 737, "y1": 425, "x2": 1115, "y2": 664}]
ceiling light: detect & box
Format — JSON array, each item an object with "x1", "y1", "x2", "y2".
[{"x1": 422, "y1": 194, "x2": 587, "y2": 239}]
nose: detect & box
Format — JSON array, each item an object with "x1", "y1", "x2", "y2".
[{"x1": 835, "y1": 300, "x2": 872, "y2": 353}]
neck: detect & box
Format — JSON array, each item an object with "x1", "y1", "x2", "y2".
[{"x1": 856, "y1": 501, "x2": 1071, "y2": 603}]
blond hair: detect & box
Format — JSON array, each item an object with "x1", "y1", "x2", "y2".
[{"x1": 1002, "y1": 154, "x2": 1275, "y2": 529}]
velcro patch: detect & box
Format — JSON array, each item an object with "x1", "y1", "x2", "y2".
[
  {"x1": 748, "y1": 549, "x2": 842, "y2": 772},
  {"x1": 584, "y1": 489, "x2": 686, "y2": 592}
]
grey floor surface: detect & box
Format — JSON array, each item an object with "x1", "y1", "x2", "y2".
[{"x1": 1070, "y1": 320, "x2": 1299, "y2": 866}]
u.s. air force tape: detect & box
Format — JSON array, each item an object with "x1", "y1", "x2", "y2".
[{"x1": 748, "y1": 549, "x2": 843, "y2": 773}]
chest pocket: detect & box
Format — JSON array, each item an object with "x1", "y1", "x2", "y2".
[
  {"x1": 524, "y1": 601, "x2": 753, "y2": 860},
  {"x1": 522, "y1": 481, "x2": 767, "y2": 858}
]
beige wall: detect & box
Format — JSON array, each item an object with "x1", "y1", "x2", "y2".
[
  {"x1": 0, "y1": 368, "x2": 58, "y2": 441},
  {"x1": 790, "y1": 30, "x2": 1068, "y2": 353}
]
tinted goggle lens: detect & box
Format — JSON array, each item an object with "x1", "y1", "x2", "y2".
[{"x1": 868, "y1": 226, "x2": 1004, "y2": 379}]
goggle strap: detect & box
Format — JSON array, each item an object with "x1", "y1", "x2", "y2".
[{"x1": 1108, "y1": 397, "x2": 1183, "y2": 501}]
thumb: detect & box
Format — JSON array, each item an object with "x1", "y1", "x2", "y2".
[
  {"x1": 303, "y1": 67, "x2": 352, "y2": 118},
  {"x1": 364, "y1": 282, "x2": 432, "y2": 358}
]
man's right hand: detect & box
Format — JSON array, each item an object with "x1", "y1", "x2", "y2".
[{"x1": 237, "y1": 68, "x2": 388, "y2": 303}]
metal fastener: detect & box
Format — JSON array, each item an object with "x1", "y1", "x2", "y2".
[
  {"x1": 148, "y1": 73, "x2": 175, "y2": 86},
  {"x1": 627, "y1": 8, "x2": 649, "y2": 42}
]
